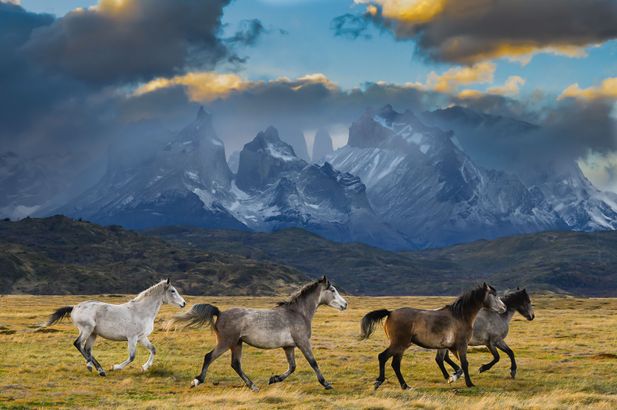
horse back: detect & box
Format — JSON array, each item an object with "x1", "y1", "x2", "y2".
[{"x1": 385, "y1": 307, "x2": 465, "y2": 350}]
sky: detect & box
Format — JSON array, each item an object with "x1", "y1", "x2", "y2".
[{"x1": 2, "y1": 0, "x2": 617, "y2": 191}]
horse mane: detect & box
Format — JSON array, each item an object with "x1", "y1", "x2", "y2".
[
  {"x1": 447, "y1": 285, "x2": 486, "y2": 319},
  {"x1": 276, "y1": 280, "x2": 322, "y2": 307},
  {"x1": 132, "y1": 280, "x2": 167, "y2": 302},
  {"x1": 501, "y1": 289, "x2": 528, "y2": 309}
]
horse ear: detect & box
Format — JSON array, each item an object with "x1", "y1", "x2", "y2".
[
  {"x1": 320, "y1": 275, "x2": 327, "y2": 283},
  {"x1": 483, "y1": 282, "x2": 488, "y2": 289},
  {"x1": 166, "y1": 278, "x2": 170, "y2": 285},
  {"x1": 517, "y1": 286, "x2": 520, "y2": 290}
]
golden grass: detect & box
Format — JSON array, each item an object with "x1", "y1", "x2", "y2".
[{"x1": 1, "y1": 295, "x2": 617, "y2": 409}]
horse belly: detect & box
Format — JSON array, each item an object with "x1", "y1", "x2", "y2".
[
  {"x1": 94, "y1": 321, "x2": 129, "y2": 341},
  {"x1": 242, "y1": 329, "x2": 294, "y2": 349},
  {"x1": 411, "y1": 330, "x2": 456, "y2": 349}
]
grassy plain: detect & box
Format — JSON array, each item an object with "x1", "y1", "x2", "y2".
[{"x1": 1, "y1": 295, "x2": 617, "y2": 409}]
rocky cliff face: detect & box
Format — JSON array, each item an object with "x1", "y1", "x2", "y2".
[{"x1": 327, "y1": 105, "x2": 564, "y2": 247}]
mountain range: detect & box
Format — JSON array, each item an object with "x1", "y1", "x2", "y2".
[{"x1": 2, "y1": 104, "x2": 617, "y2": 250}]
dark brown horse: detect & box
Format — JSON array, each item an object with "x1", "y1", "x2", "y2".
[
  {"x1": 437, "y1": 288, "x2": 535, "y2": 382},
  {"x1": 360, "y1": 283, "x2": 506, "y2": 389}
]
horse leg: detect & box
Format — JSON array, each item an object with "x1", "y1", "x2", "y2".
[
  {"x1": 435, "y1": 349, "x2": 451, "y2": 381},
  {"x1": 297, "y1": 341, "x2": 332, "y2": 390},
  {"x1": 391, "y1": 353, "x2": 410, "y2": 390},
  {"x1": 269, "y1": 347, "x2": 296, "y2": 385},
  {"x1": 495, "y1": 340, "x2": 517, "y2": 379},
  {"x1": 230, "y1": 341, "x2": 259, "y2": 392},
  {"x1": 84, "y1": 333, "x2": 104, "y2": 375},
  {"x1": 112, "y1": 336, "x2": 137, "y2": 371},
  {"x1": 479, "y1": 342, "x2": 500, "y2": 374},
  {"x1": 374, "y1": 347, "x2": 393, "y2": 390},
  {"x1": 74, "y1": 326, "x2": 106, "y2": 376},
  {"x1": 139, "y1": 336, "x2": 156, "y2": 372},
  {"x1": 191, "y1": 343, "x2": 228, "y2": 388},
  {"x1": 458, "y1": 345, "x2": 474, "y2": 388},
  {"x1": 444, "y1": 351, "x2": 463, "y2": 383}
]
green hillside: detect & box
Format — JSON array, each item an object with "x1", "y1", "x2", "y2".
[
  {"x1": 150, "y1": 226, "x2": 617, "y2": 296},
  {"x1": 0, "y1": 216, "x2": 306, "y2": 295}
]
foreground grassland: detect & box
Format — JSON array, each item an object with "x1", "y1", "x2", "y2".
[{"x1": 1, "y1": 295, "x2": 617, "y2": 409}]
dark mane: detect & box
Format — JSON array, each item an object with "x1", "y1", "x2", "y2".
[
  {"x1": 501, "y1": 289, "x2": 529, "y2": 309},
  {"x1": 276, "y1": 280, "x2": 322, "y2": 307},
  {"x1": 448, "y1": 285, "x2": 486, "y2": 319}
]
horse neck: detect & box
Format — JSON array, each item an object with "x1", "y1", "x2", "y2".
[
  {"x1": 501, "y1": 303, "x2": 518, "y2": 323},
  {"x1": 456, "y1": 296, "x2": 485, "y2": 325},
  {"x1": 294, "y1": 288, "x2": 321, "y2": 321},
  {"x1": 132, "y1": 290, "x2": 164, "y2": 319}
]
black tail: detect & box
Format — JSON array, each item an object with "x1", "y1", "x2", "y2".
[
  {"x1": 44, "y1": 306, "x2": 73, "y2": 327},
  {"x1": 167, "y1": 303, "x2": 220, "y2": 329},
  {"x1": 360, "y1": 309, "x2": 391, "y2": 340}
]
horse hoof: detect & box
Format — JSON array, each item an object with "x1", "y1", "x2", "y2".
[
  {"x1": 190, "y1": 379, "x2": 200, "y2": 388},
  {"x1": 86, "y1": 362, "x2": 93, "y2": 372},
  {"x1": 323, "y1": 382, "x2": 333, "y2": 390},
  {"x1": 466, "y1": 382, "x2": 475, "y2": 388},
  {"x1": 98, "y1": 371, "x2": 106, "y2": 377},
  {"x1": 374, "y1": 379, "x2": 384, "y2": 390},
  {"x1": 447, "y1": 376, "x2": 457, "y2": 384},
  {"x1": 250, "y1": 384, "x2": 260, "y2": 392},
  {"x1": 511, "y1": 371, "x2": 517, "y2": 379},
  {"x1": 401, "y1": 384, "x2": 411, "y2": 390},
  {"x1": 112, "y1": 365, "x2": 122, "y2": 371},
  {"x1": 141, "y1": 365, "x2": 149, "y2": 372},
  {"x1": 268, "y1": 376, "x2": 280, "y2": 385}
]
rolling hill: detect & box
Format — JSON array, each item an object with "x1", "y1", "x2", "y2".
[
  {"x1": 150, "y1": 225, "x2": 617, "y2": 296},
  {"x1": 0, "y1": 216, "x2": 306, "y2": 295},
  {"x1": 3, "y1": 216, "x2": 617, "y2": 296}
]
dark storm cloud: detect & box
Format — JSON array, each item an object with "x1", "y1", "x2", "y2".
[
  {"x1": 330, "y1": 13, "x2": 371, "y2": 40},
  {"x1": 227, "y1": 19, "x2": 266, "y2": 47},
  {"x1": 339, "y1": 0, "x2": 617, "y2": 64},
  {"x1": 0, "y1": 3, "x2": 88, "y2": 142},
  {"x1": 23, "y1": 0, "x2": 233, "y2": 85}
]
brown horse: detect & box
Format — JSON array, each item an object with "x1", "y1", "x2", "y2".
[{"x1": 360, "y1": 283, "x2": 506, "y2": 389}]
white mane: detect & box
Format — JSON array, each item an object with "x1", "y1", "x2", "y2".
[{"x1": 132, "y1": 280, "x2": 167, "y2": 302}]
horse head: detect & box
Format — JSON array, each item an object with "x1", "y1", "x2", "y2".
[
  {"x1": 514, "y1": 288, "x2": 535, "y2": 320},
  {"x1": 318, "y1": 276, "x2": 348, "y2": 311},
  {"x1": 482, "y1": 282, "x2": 506, "y2": 313},
  {"x1": 162, "y1": 278, "x2": 186, "y2": 308}
]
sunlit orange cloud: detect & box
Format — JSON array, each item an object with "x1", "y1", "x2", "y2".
[
  {"x1": 133, "y1": 72, "x2": 338, "y2": 102},
  {"x1": 403, "y1": 63, "x2": 495, "y2": 93},
  {"x1": 93, "y1": 0, "x2": 138, "y2": 16},
  {"x1": 355, "y1": 0, "x2": 446, "y2": 24},
  {"x1": 458, "y1": 75, "x2": 525, "y2": 99},
  {"x1": 446, "y1": 41, "x2": 588, "y2": 65},
  {"x1": 134, "y1": 72, "x2": 249, "y2": 102},
  {"x1": 558, "y1": 77, "x2": 617, "y2": 101},
  {"x1": 354, "y1": 1, "x2": 593, "y2": 64}
]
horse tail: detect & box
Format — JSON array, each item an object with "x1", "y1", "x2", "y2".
[
  {"x1": 167, "y1": 303, "x2": 220, "y2": 329},
  {"x1": 360, "y1": 309, "x2": 390, "y2": 340},
  {"x1": 44, "y1": 306, "x2": 73, "y2": 327}
]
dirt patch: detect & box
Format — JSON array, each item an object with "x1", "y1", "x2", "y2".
[
  {"x1": 34, "y1": 327, "x2": 60, "y2": 333},
  {"x1": 590, "y1": 353, "x2": 617, "y2": 360}
]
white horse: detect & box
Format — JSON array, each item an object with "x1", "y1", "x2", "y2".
[{"x1": 44, "y1": 279, "x2": 186, "y2": 376}]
